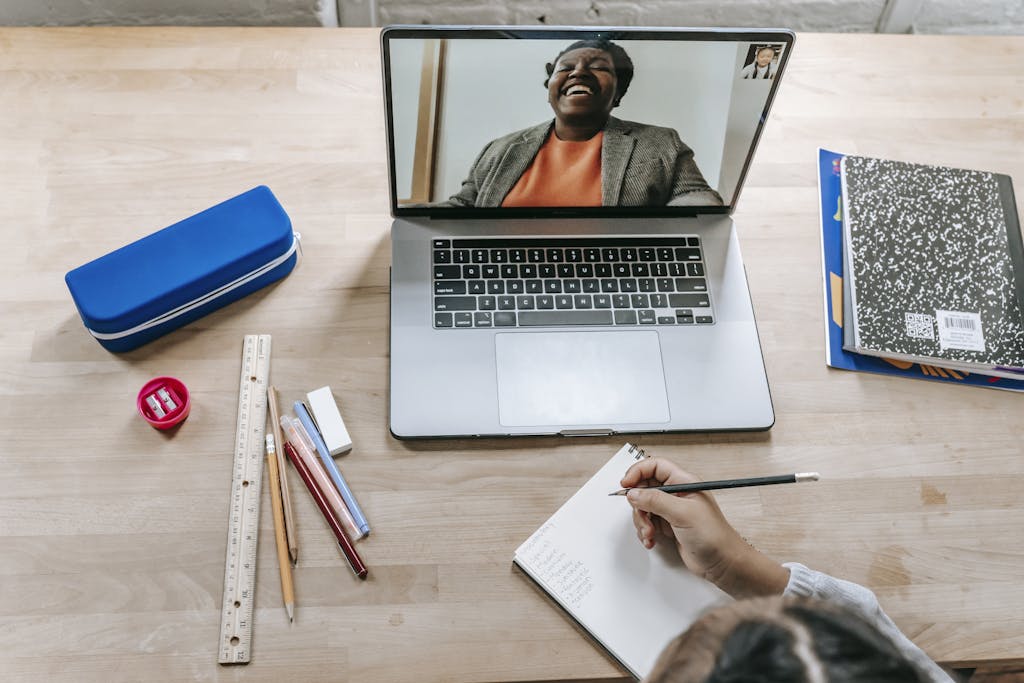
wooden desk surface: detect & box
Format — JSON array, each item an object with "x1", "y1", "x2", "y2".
[{"x1": 1, "y1": 27, "x2": 1023, "y2": 682}]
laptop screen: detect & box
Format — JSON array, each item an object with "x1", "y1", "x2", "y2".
[{"x1": 382, "y1": 27, "x2": 794, "y2": 217}]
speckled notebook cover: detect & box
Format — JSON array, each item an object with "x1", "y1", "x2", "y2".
[{"x1": 841, "y1": 155, "x2": 1024, "y2": 369}]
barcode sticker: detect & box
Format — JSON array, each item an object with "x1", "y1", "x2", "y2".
[{"x1": 935, "y1": 310, "x2": 985, "y2": 352}]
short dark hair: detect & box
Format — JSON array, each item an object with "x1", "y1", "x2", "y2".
[
  {"x1": 647, "y1": 597, "x2": 928, "y2": 683},
  {"x1": 544, "y1": 39, "x2": 634, "y2": 105}
]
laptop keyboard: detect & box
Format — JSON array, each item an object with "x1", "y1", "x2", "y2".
[{"x1": 432, "y1": 237, "x2": 713, "y2": 329}]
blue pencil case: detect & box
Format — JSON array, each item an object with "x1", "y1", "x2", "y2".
[{"x1": 65, "y1": 186, "x2": 298, "y2": 352}]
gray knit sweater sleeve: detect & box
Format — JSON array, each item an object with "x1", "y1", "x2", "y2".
[{"x1": 783, "y1": 563, "x2": 955, "y2": 683}]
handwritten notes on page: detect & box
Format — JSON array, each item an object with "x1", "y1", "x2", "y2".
[{"x1": 513, "y1": 443, "x2": 730, "y2": 680}]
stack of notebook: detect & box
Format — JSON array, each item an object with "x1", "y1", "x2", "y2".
[{"x1": 818, "y1": 148, "x2": 1024, "y2": 389}]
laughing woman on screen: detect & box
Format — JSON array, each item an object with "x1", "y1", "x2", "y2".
[{"x1": 441, "y1": 40, "x2": 723, "y2": 208}]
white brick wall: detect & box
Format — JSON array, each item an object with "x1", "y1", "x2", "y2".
[{"x1": 1, "y1": 0, "x2": 1022, "y2": 33}]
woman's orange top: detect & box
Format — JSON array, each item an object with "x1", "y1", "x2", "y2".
[{"x1": 501, "y1": 131, "x2": 603, "y2": 207}]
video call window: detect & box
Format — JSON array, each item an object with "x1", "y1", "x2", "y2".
[{"x1": 386, "y1": 36, "x2": 786, "y2": 210}]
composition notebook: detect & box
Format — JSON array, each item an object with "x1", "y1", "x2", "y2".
[
  {"x1": 512, "y1": 443, "x2": 729, "y2": 679},
  {"x1": 840, "y1": 154, "x2": 1024, "y2": 376}
]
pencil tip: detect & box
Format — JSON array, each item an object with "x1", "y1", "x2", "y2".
[{"x1": 286, "y1": 603, "x2": 294, "y2": 622}]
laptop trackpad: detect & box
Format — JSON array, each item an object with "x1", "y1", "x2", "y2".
[{"x1": 495, "y1": 331, "x2": 670, "y2": 428}]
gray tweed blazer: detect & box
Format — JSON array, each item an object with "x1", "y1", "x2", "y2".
[{"x1": 441, "y1": 116, "x2": 723, "y2": 207}]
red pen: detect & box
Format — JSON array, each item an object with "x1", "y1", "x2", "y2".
[{"x1": 284, "y1": 441, "x2": 368, "y2": 579}]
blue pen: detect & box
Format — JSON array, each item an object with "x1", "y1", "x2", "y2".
[{"x1": 293, "y1": 401, "x2": 370, "y2": 535}]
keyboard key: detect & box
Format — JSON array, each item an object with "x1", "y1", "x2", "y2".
[
  {"x1": 479, "y1": 296, "x2": 496, "y2": 310},
  {"x1": 490, "y1": 249, "x2": 508, "y2": 263},
  {"x1": 620, "y1": 279, "x2": 638, "y2": 293},
  {"x1": 558, "y1": 264, "x2": 575, "y2": 278},
  {"x1": 614, "y1": 310, "x2": 638, "y2": 325},
  {"x1": 656, "y1": 248, "x2": 673, "y2": 261},
  {"x1": 576, "y1": 263, "x2": 594, "y2": 277},
  {"x1": 669, "y1": 293, "x2": 711, "y2": 308},
  {"x1": 650, "y1": 293, "x2": 668, "y2": 308},
  {"x1": 594, "y1": 294, "x2": 612, "y2": 308},
  {"x1": 566, "y1": 248, "x2": 583, "y2": 262},
  {"x1": 657, "y1": 316, "x2": 676, "y2": 325},
  {"x1": 544, "y1": 280, "x2": 562, "y2": 293},
  {"x1": 434, "y1": 296, "x2": 477, "y2": 311},
  {"x1": 613, "y1": 294, "x2": 631, "y2": 308},
  {"x1": 675, "y1": 247, "x2": 701, "y2": 261},
  {"x1": 622, "y1": 248, "x2": 638, "y2": 262},
  {"x1": 651, "y1": 262, "x2": 668, "y2": 277},
  {"x1": 468, "y1": 280, "x2": 485, "y2": 294},
  {"x1": 517, "y1": 295, "x2": 536, "y2": 310},
  {"x1": 687, "y1": 236, "x2": 700, "y2": 247},
  {"x1": 482, "y1": 265, "x2": 499, "y2": 278},
  {"x1": 584, "y1": 248, "x2": 602, "y2": 262},
  {"x1": 454, "y1": 312, "x2": 473, "y2": 327},
  {"x1": 536, "y1": 295, "x2": 554, "y2": 309},
  {"x1": 501, "y1": 264, "x2": 518, "y2": 278},
  {"x1": 631, "y1": 263, "x2": 650, "y2": 277},
  {"x1": 432, "y1": 239, "x2": 451, "y2": 249},
  {"x1": 639, "y1": 309, "x2": 656, "y2": 324},
  {"x1": 525, "y1": 279, "x2": 543, "y2": 293},
  {"x1": 656, "y1": 278, "x2": 675, "y2": 292},
  {"x1": 687, "y1": 262, "x2": 705, "y2": 277},
  {"x1": 638, "y1": 278, "x2": 655, "y2": 293},
  {"x1": 539, "y1": 264, "x2": 557, "y2": 278},
  {"x1": 435, "y1": 281, "x2": 466, "y2": 295},
  {"x1": 601, "y1": 279, "x2": 619, "y2": 293},
  {"x1": 433, "y1": 250, "x2": 451, "y2": 264},
  {"x1": 602, "y1": 248, "x2": 619, "y2": 262},
  {"x1": 546, "y1": 249, "x2": 563, "y2": 262},
  {"x1": 613, "y1": 263, "x2": 630, "y2": 277},
  {"x1": 434, "y1": 265, "x2": 461, "y2": 280},
  {"x1": 669, "y1": 263, "x2": 686, "y2": 277},
  {"x1": 494, "y1": 312, "x2": 517, "y2": 326},
  {"x1": 528, "y1": 248, "x2": 545, "y2": 262},
  {"x1": 676, "y1": 278, "x2": 707, "y2": 292},
  {"x1": 563, "y1": 280, "x2": 582, "y2": 293},
  {"x1": 555, "y1": 295, "x2": 573, "y2": 309},
  {"x1": 435, "y1": 312, "x2": 453, "y2": 327},
  {"x1": 582, "y1": 279, "x2": 600, "y2": 293},
  {"x1": 506, "y1": 280, "x2": 524, "y2": 294},
  {"x1": 471, "y1": 249, "x2": 489, "y2": 263},
  {"x1": 453, "y1": 249, "x2": 470, "y2": 263},
  {"x1": 487, "y1": 281, "x2": 505, "y2": 294},
  {"x1": 677, "y1": 309, "x2": 695, "y2": 324},
  {"x1": 462, "y1": 264, "x2": 481, "y2": 278},
  {"x1": 498, "y1": 296, "x2": 516, "y2": 310},
  {"x1": 574, "y1": 294, "x2": 593, "y2": 309},
  {"x1": 595, "y1": 263, "x2": 613, "y2": 277},
  {"x1": 474, "y1": 312, "x2": 493, "y2": 327},
  {"x1": 631, "y1": 294, "x2": 649, "y2": 308},
  {"x1": 510, "y1": 249, "x2": 526, "y2": 263},
  {"x1": 520, "y1": 264, "x2": 537, "y2": 278},
  {"x1": 639, "y1": 248, "x2": 657, "y2": 262},
  {"x1": 518, "y1": 311, "x2": 613, "y2": 326},
  {"x1": 696, "y1": 316, "x2": 714, "y2": 324}
]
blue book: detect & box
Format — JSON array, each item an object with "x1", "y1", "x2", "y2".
[{"x1": 817, "y1": 147, "x2": 1024, "y2": 392}]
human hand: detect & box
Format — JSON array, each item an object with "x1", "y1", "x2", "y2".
[{"x1": 621, "y1": 457, "x2": 789, "y2": 598}]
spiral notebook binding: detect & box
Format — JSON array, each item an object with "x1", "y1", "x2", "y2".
[{"x1": 626, "y1": 443, "x2": 646, "y2": 458}]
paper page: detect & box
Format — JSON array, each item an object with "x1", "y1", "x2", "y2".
[{"x1": 514, "y1": 444, "x2": 729, "y2": 679}]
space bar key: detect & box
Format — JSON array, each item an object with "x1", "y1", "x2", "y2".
[{"x1": 517, "y1": 311, "x2": 614, "y2": 326}]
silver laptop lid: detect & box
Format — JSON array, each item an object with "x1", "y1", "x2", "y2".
[{"x1": 381, "y1": 26, "x2": 794, "y2": 219}]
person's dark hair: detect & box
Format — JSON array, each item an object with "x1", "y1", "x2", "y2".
[
  {"x1": 544, "y1": 39, "x2": 634, "y2": 105},
  {"x1": 646, "y1": 597, "x2": 928, "y2": 683}
]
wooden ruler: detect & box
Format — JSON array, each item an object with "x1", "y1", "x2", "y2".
[{"x1": 218, "y1": 334, "x2": 272, "y2": 664}]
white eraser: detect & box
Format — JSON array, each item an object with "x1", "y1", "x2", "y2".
[{"x1": 306, "y1": 386, "x2": 352, "y2": 455}]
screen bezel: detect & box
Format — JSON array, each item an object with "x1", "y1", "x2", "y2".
[{"x1": 381, "y1": 25, "x2": 795, "y2": 219}]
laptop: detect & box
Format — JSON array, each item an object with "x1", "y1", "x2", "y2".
[{"x1": 382, "y1": 26, "x2": 793, "y2": 438}]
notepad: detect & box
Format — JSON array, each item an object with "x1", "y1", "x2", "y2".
[{"x1": 512, "y1": 443, "x2": 730, "y2": 680}]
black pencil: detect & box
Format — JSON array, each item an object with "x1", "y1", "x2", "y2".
[{"x1": 609, "y1": 472, "x2": 820, "y2": 496}]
